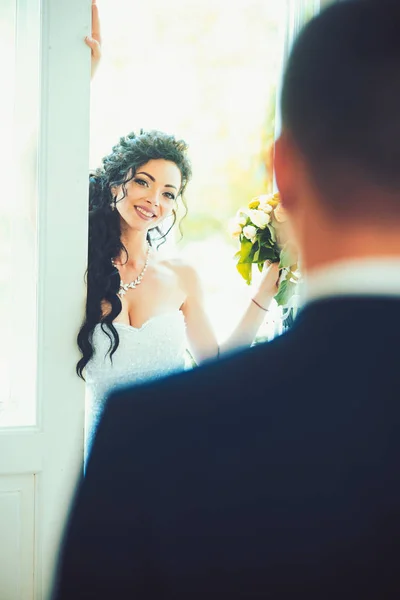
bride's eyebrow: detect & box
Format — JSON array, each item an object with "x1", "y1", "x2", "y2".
[{"x1": 136, "y1": 171, "x2": 178, "y2": 190}]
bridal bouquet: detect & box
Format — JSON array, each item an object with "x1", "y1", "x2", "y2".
[{"x1": 229, "y1": 192, "x2": 300, "y2": 306}]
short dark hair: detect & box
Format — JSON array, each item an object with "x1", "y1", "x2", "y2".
[{"x1": 281, "y1": 0, "x2": 400, "y2": 210}]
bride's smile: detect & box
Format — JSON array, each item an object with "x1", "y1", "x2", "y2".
[
  {"x1": 113, "y1": 159, "x2": 182, "y2": 231},
  {"x1": 135, "y1": 205, "x2": 156, "y2": 219}
]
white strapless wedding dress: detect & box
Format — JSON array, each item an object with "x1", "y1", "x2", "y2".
[{"x1": 85, "y1": 311, "x2": 187, "y2": 457}]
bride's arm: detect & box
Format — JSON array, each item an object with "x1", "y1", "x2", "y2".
[
  {"x1": 180, "y1": 263, "x2": 279, "y2": 365},
  {"x1": 85, "y1": 0, "x2": 102, "y2": 79}
]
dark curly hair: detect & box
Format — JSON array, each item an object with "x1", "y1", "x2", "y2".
[{"x1": 76, "y1": 130, "x2": 192, "y2": 379}]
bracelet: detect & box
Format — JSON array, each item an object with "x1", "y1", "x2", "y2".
[{"x1": 252, "y1": 298, "x2": 269, "y2": 312}]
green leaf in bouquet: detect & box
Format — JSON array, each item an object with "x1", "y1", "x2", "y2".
[
  {"x1": 236, "y1": 261, "x2": 252, "y2": 285},
  {"x1": 243, "y1": 242, "x2": 259, "y2": 264},
  {"x1": 274, "y1": 278, "x2": 298, "y2": 306},
  {"x1": 279, "y1": 242, "x2": 297, "y2": 269},
  {"x1": 258, "y1": 245, "x2": 276, "y2": 262},
  {"x1": 267, "y1": 223, "x2": 277, "y2": 243},
  {"x1": 257, "y1": 263, "x2": 264, "y2": 273},
  {"x1": 259, "y1": 226, "x2": 272, "y2": 245},
  {"x1": 253, "y1": 242, "x2": 262, "y2": 262},
  {"x1": 238, "y1": 239, "x2": 254, "y2": 264},
  {"x1": 274, "y1": 279, "x2": 287, "y2": 306}
]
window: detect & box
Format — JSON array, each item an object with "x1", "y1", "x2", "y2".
[{"x1": 0, "y1": 0, "x2": 40, "y2": 426}]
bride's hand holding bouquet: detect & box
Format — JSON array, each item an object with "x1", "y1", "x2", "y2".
[{"x1": 229, "y1": 192, "x2": 301, "y2": 307}]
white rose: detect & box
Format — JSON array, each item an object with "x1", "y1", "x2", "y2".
[
  {"x1": 247, "y1": 209, "x2": 270, "y2": 229},
  {"x1": 258, "y1": 199, "x2": 273, "y2": 214},
  {"x1": 242, "y1": 225, "x2": 257, "y2": 243},
  {"x1": 228, "y1": 218, "x2": 243, "y2": 238},
  {"x1": 236, "y1": 212, "x2": 248, "y2": 226}
]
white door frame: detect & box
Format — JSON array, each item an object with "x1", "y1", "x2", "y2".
[
  {"x1": 274, "y1": 0, "x2": 321, "y2": 144},
  {"x1": 0, "y1": 0, "x2": 91, "y2": 597},
  {"x1": 36, "y1": 0, "x2": 91, "y2": 595},
  {"x1": 271, "y1": 0, "x2": 320, "y2": 333}
]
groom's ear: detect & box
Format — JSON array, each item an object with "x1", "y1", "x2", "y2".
[
  {"x1": 274, "y1": 132, "x2": 293, "y2": 206},
  {"x1": 274, "y1": 131, "x2": 302, "y2": 212}
]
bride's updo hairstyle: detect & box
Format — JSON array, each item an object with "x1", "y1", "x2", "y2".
[{"x1": 76, "y1": 130, "x2": 192, "y2": 379}]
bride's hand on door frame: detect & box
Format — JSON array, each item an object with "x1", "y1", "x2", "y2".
[{"x1": 85, "y1": 0, "x2": 102, "y2": 79}]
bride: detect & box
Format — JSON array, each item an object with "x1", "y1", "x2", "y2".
[
  {"x1": 78, "y1": 130, "x2": 279, "y2": 454},
  {"x1": 80, "y1": 3, "x2": 279, "y2": 457}
]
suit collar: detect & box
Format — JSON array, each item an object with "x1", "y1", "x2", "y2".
[{"x1": 301, "y1": 257, "x2": 400, "y2": 305}]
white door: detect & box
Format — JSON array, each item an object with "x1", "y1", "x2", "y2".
[{"x1": 0, "y1": 0, "x2": 91, "y2": 598}]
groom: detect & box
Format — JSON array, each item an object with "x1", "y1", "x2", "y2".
[{"x1": 53, "y1": 1, "x2": 400, "y2": 598}]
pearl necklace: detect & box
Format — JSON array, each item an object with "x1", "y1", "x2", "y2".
[{"x1": 111, "y1": 243, "x2": 150, "y2": 298}]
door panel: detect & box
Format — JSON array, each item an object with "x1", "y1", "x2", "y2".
[{"x1": 0, "y1": 0, "x2": 91, "y2": 597}]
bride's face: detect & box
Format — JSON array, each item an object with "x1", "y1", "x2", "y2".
[{"x1": 113, "y1": 159, "x2": 182, "y2": 231}]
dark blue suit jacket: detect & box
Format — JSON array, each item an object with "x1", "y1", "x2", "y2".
[{"x1": 53, "y1": 297, "x2": 400, "y2": 599}]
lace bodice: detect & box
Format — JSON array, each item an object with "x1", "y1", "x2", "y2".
[{"x1": 85, "y1": 311, "x2": 187, "y2": 456}]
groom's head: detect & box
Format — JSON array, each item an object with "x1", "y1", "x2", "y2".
[{"x1": 274, "y1": 0, "x2": 400, "y2": 269}]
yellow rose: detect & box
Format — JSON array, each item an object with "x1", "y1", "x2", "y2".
[
  {"x1": 258, "y1": 198, "x2": 274, "y2": 214},
  {"x1": 248, "y1": 198, "x2": 260, "y2": 210},
  {"x1": 267, "y1": 192, "x2": 281, "y2": 209}
]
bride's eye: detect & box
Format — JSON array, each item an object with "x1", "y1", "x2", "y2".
[
  {"x1": 134, "y1": 178, "x2": 149, "y2": 187},
  {"x1": 164, "y1": 192, "x2": 176, "y2": 201}
]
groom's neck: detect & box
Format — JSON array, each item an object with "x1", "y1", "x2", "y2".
[{"x1": 301, "y1": 221, "x2": 400, "y2": 274}]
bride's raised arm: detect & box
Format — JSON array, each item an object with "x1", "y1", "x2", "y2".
[
  {"x1": 180, "y1": 262, "x2": 279, "y2": 364},
  {"x1": 85, "y1": 0, "x2": 102, "y2": 79},
  {"x1": 83, "y1": 2, "x2": 280, "y2": 365}
]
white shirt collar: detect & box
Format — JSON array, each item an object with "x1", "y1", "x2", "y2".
[{"x1": 300, "y1": 257, "x2": 400, "y2": 304}]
